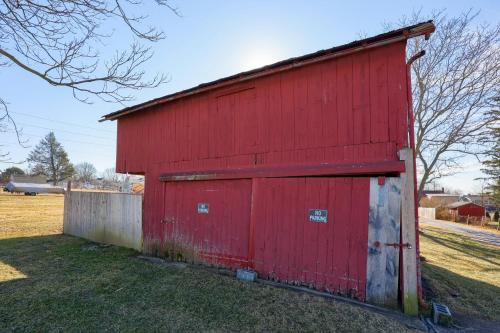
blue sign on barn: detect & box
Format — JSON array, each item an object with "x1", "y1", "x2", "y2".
[{"x1": 309, "y1": 209, "x2": 328, "y2": 223}]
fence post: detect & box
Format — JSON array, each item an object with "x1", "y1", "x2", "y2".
[{"x1": 63, "y1": 180, "x2": 71, "y2": 234}]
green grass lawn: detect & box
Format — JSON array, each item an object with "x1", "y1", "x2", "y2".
[
  {"x1": 419, "y1": 225, "x2": 500, "y2": 321},
  {"x1": 0, "y1": 193, "x2": 414, "y2": 332}
]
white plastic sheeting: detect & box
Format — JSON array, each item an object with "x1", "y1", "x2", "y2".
[{"x1": 4, "y1": 181, "x2": 65, "y2": 194}]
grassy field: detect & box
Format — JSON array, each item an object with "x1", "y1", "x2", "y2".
[
  {"x1": 0, "y1": 192, "x2": 413, "y2": 332},
  {"x1": 2, "y1": 192, "x2": 498, "y2": 331},
  {"x1": 419, "y1": 225, "x2": 500, "y2": 321}
]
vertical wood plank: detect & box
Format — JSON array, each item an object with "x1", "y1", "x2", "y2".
[
  {"x1": 333, "y1": 178, "x2": 352, "y2": 294},
  {"x1": 352, "y1": 51, "x2": 371, "y2": 144},
  {"x1": 349, "y1": 177, "x2": 370, "y2": 299},
  {"x1": 281, "y1": 71, "x2": 295, "y2": 151},
  {"x1": 366, "y1": 177, "x2": 401, "y2": 308},
  {"x1": 337, "y1": 56, "x2": 354, "y2": 145},
  {"x1": 321, "y1": 61, "x2": 338, "y2": 147},
  {"x1": 399, "y1": 148, "x2": 419, "y2": 315},
  {"x1": 386, "y1": 42, "x2": 407, "y2": 147},
  {"x1": 325, "y1": 178, "x2": 338, "y2": 292},
  {"x1": 369, "y1": 48, "x2": 389, "y2": 143}
]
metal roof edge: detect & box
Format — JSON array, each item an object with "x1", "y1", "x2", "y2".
[{"x1": 100, "y1": 20, "x2": 435, "y2": 122}]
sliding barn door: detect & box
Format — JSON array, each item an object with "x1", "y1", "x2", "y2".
[{"x1": 251, "y1": 177, "x2": 370, "y2": 299}]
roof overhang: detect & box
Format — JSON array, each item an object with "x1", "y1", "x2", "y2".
[{"x1": 101, "y1": 21, "x2": 435, "y2": 122}]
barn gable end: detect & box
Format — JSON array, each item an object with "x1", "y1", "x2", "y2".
[{"x1": 103, "y1": 21, "x2": 435, "y2": 313}]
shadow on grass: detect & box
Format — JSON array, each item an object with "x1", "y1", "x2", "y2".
[
  {"x1": 422, "y1": 262, "x2": 500, "y2": 326},
  {"x1": 0, "y1": 234, "x2": 414, "y2": 333},
  {"x1": 420, "y1": 228, "x2": 500, "y2": 324},
  {"x1": 420, "y1": 228, "x2": 499, "y2": 266}
]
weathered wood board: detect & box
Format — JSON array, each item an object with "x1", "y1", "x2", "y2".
[
  {"x1": 366, "y1": 177, "x2": 401, "y2": 308},
  {"x1": 399, "y1": 148, "x2": 419, "y2": 315},
  {"x1": 64, "y1": 191, "x2": 143, "y2": 251},
  {"x1": 418, "y1": 207, "x2": 436, "y2": 220}
]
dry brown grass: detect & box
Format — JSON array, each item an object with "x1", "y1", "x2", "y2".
[{"x1": 0, "y1": 192, "x2": 64, "y2": 238}]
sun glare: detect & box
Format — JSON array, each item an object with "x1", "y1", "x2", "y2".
[
  {"x1": 0, "y1": 261, "x2": 27, "y2": 282},
  {"x1": 240, "y1": 46, "x2": 282, "y2": 71}
]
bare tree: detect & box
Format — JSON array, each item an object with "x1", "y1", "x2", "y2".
[
  {"x1": 0, "y1": 1, "x2": 179, "y2": 157},
  {"x1": 101, "y1": 167, "x2": 126, "y2": 190},
  {"x1": 75, "y1": 162, "x2": 97, "y2": 184},
  {"x1": 0, "y1": 98, "x2": 25, "y2": 161},
  {"x1": 391, "y1": 10, "x2": 499, "y2": 199}
]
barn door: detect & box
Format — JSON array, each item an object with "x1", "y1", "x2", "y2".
[
  {"x1": 251, "y1": 177, "x2": 371, "y2": 299},
  {"x1": 366, "y1": 177, "x2": 401, "y2": 308},
  {"x1": 162, "y1": 180, "x2": 252, "y2": 266}
]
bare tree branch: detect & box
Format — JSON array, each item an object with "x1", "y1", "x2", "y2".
[
  {"x1": 0, "y1": 0, "x2": 178, "y2": 156},
  {"x1": 391, "y1": 9, "x2": 500, "y2": 198}
]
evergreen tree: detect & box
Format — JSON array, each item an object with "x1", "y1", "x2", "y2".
[
  {"x1": 27, "y1": 132, "x2": 74, "y2": 185},
  {"x1": 480, "y1": 97, "x2": 500, "y2": 206}
]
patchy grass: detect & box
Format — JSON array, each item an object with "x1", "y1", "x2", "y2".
[
  {"x1": 419, "y1": 224, "x2": 500, "y2": 321},
  {"x1": 0, "y1": 193, "x2": 414, "y2": 332}
]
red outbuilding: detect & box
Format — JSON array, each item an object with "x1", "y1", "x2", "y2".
[
  {"x1": 448, "y1": 201, "x2": 486, "y2": 219},
  {"x1": 102, "y1": 22, "x2": 435, "y2": 313}
]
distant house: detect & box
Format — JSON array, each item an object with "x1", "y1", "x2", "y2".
[
  {"x1": 10, "y1": 175, "x2": 47, "y2": 184},
  {"x1": 448, "y1": 201, "x2": 485, "y2": 219},
  {"x1": 423, "y1": 193, "x2": 461, "y2": 206},
  {"x1": 464, "y1": 194, "x2": 496, "y2": 207},
  {"x1": 422, "y1": 187, "x2": 445, "y2": 195}
]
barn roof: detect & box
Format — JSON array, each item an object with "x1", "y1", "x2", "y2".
[
  {"x1": 101, "y1": 21, "x2": 435, "y2": 122},
  {"x1": 426, "y1": 193, "x2": 460, "y2": 198},
  {"x1": 447, "y1": 201, "x2": 484, "y2": 209}
]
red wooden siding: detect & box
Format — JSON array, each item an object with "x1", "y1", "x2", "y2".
[
  {"x1": 114, "y1": 40, "x2": 412, "y2": 302},
  {"x1": 151, "y1": 176, "x2": 370, "y2": 299},
  {"x1": 161, "y1": 180, "x2": 252, "y2": 266},
  {"x1": 252, "y1": 177, "x2": 370, "y2": 299},
  {"x1": 116, "y1": 42, "x2": 408, "y2": 175}
]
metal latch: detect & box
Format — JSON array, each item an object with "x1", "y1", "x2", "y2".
[{"x1": 385, "y1": 242, "x2": 412, "y2": 249}]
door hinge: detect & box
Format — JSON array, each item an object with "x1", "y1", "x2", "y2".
[{"x1": 385, "y1": 242, "x2": 412, "y2": 249}]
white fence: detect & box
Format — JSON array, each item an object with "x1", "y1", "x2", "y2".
[
  {"x1": 63, "y1": 191, "x2": 142, "y2": 250},
  {"x1": 418, "y1": 207, "x2": 436, "y2": 220}
]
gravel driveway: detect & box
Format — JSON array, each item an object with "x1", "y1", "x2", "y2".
[{"x1": 420, "y1": 218, "x2": 500, "y2": 247}]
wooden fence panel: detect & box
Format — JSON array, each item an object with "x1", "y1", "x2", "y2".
[
  {"x1": 418, "y1": 207, "x2": 436, "y2": 220},
  {"x1": 64, "y1": 191, "x2": 142, "y2": 251}
]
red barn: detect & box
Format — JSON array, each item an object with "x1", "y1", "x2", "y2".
[
  {"x1": 448, "y1": 202, "x2": 486, "y2": 219},
  {"x1": 102, "y1": 22, "x2": 435, "y2": 313}
]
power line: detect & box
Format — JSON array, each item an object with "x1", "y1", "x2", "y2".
[
  {"x1": 3, "y1": 131, "x2": 115, "y2": 147},
  {"x1": 9, "y1": 110, "x2": 113, "y2": 133},
  {"x1": 1, "y1": 141, "x2": 114, "y2": 158},
  {"x1": 16, "y1": 122, "x2": 116, "y2": 141},
  {"x1": 0, "y1": 160, "x2": 26, "y2": 165}
]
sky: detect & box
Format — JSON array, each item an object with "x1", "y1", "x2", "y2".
[{"x1": 1, "y1": 0, "x2": 498, "y2": 192}]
